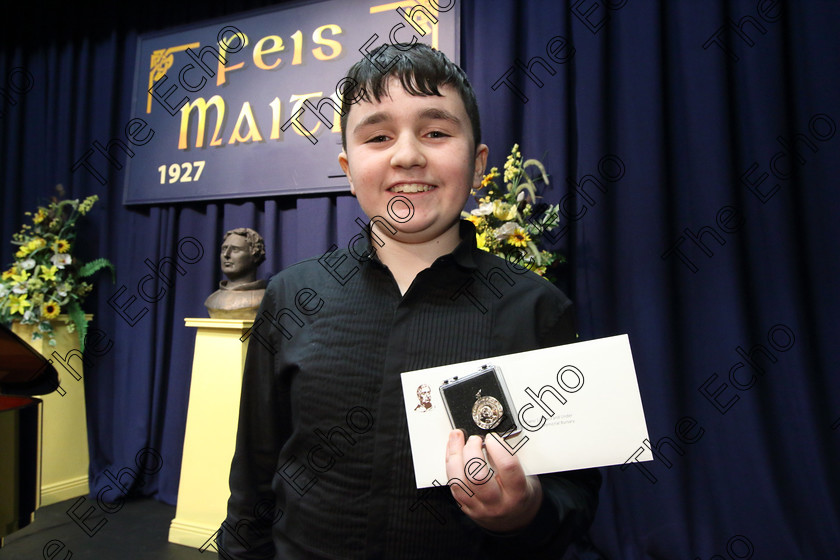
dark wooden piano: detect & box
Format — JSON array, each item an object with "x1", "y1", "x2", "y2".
[{"x1": 0, "y1": 323, "x2": 59, "y2": 547}]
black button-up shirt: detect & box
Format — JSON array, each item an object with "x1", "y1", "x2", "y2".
[{"x1": 219, "y1": 220, "x2": 600, "y2": 559}]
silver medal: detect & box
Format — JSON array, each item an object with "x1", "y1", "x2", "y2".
[{"x1": 472, "y1": 390, "x2": 504, "y2": 430}]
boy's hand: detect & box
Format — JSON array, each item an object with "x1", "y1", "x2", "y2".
[{"x1": 445, "y1": 429, "x2": 543, "y2": 533}]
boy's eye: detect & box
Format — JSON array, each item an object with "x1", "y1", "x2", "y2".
[
  {"x1": 366, "y1": 135, "x2": 390, "y2": 143},
  {"x1": 427, "y1": 130, "x2": 449, "y2": 138}
]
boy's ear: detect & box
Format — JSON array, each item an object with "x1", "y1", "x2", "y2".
[
  {"x1": 338, "y1": 151, "x2": 355, "y2": 196},
  {"x1": 472, "y1": 144, "x2": 489, "y2": 189}
]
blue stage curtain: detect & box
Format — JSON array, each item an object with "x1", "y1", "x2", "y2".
[{"x1": 2, "y1": 1, "x2": 838, "y2": 557}]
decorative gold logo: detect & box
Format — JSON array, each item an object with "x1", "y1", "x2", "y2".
[{"x1": 146, "y1": 43, "x2": 199, "y2": 114}]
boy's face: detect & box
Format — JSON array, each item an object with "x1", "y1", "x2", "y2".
[{"x1": 338, "y1": 78, "x2": 488, "y2": 245}]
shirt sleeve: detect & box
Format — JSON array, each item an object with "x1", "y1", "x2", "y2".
[{"x1": 216, "y1": 284, "x2": 286, "y2": 559}]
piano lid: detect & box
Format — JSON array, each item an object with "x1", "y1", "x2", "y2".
[{"x1": 0, "y1": 323, "x2": 59, "y2": 396}]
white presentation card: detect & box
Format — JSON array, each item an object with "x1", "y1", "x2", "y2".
[{"x1": 400, "y1": 334, "x2": 652, "y2": 488}]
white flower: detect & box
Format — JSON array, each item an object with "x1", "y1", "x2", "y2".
[
  {"x1": 51, "y1": 253, "x2": 72, "y2": 269},
  {"x1": 494, "y1": 222, "x2": 518, "y2": 241},
  {"x1": 20, "y1": 258, "x2": 36, "y2": 270},
  {"x1": 23, "y1": 310, "x2": 33, "y2": 321},
  {"x1": 0, "y1": 285, "x2": 8, "y2": 297},
  {"x1": 12, "y1": 283, "x2": 28, "y2": 294},
  {"x1": 471, "y1": 202, "x2": 495, "y2": 216}
]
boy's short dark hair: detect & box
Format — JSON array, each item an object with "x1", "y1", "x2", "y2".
[{"x1": 339, "y1": 43, "x2": 482, "y2": 151}]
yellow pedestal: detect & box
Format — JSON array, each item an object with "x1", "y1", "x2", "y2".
[
  {"x1": 11, "y1": 315, "x2": 92, "y2": 507},
  {"x1": 168, "y1": 318, "x2": 251, "y2": 549}
]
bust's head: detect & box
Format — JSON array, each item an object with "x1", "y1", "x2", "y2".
[{"x1": 220, "y1": 228, "x2": 265, "y2": 285}]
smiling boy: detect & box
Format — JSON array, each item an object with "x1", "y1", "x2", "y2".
[
  {"x1": 220, "y1": 43, "x2": 601, "y2": 559},
  {"x1": 337, "y1": 59, "x2": 487, "y2": 295}
]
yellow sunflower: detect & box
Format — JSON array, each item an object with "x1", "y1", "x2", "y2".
[
  {"x1": 506, "y1": 228, "x2": 531, "y2": 248},
  {"x1": 53, "y1": 239, "x2": 71, "y2": 253},
  {"x1": 42, "y1": 301, "x2": 61, "y2": 319}
]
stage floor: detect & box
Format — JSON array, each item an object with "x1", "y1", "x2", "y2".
[{"x1": 1, "y1": 497, "x2": 215, "y2": 559}]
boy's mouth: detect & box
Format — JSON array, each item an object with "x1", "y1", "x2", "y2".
[{"x1": 389, "y1": 183, "x2": 435, "y2": 193}]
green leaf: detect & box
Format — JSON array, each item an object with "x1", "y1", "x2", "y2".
[
  {"x1": 67, "y1": 301, "x2": 88, "y2": 352},
  {"x1": 526, "y1": 241, "x2": 542, "y2": 266},
  {"x1": 78, "y1": 258, "x2": 115, "y2": 282},
  {"x1": 512, "y1": 178, "x2": 537, "y2": 205},
  {"x1": 522, "y1": 158, "x2": 549, "y2": 186}
]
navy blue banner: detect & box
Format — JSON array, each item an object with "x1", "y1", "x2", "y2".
[{"x1": 122, "y1": 0, "x2": 459, "y2": 205}]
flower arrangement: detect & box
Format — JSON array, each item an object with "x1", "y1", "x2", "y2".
[
  {"x1": 0, "y1": 187, "x2": 113, "y2": 348},
  {"x1": 464, "y1": 144, "x2": 564, "y2": 282}
]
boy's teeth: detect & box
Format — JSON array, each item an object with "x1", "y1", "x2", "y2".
[{"x1": 391, "y1": 184, "x2": 433, "y2": 193}]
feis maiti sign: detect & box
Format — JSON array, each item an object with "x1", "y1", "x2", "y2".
[{"x1": 122, "y1": 0, "x2": 459, "y2": 205}]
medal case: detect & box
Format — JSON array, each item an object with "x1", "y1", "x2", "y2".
[{"x1": 439, "y1": 365, "x2": 520, "y2": 439}]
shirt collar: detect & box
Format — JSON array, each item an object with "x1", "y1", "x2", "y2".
[{"x1": 448, "y1": 219, "x2": 480, "y2": 270}]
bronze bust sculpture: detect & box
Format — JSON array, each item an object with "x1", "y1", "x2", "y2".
[{"x1": 204, "y1": 228, "x2": 267, "y2": 320}]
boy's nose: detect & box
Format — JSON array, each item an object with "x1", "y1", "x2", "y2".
[{"x1": 390, "y1": 134, "x2": 426, "y2": 168}]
